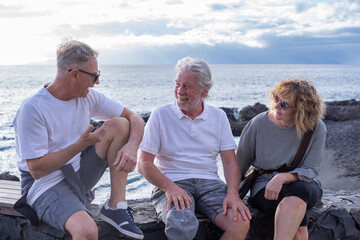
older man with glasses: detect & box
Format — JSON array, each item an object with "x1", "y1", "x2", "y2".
[{"x1": 13, "y1": 39, "x2": 144, "y2": 239}]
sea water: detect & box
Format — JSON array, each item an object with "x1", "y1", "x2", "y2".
[{"x1": 0, "y1": 64, "x2": 359, "y2": 203}]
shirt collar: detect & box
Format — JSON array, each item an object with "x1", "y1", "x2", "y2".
[{"x1": 172, "y1": 101, "x2": 208, "y2": 120}]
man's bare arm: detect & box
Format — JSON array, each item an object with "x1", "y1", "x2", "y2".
[
  {"x1": 138, "y1": 150, "x2": 192, "y2": 210},
  {"x1": 27, "y1": 122, "x2": 108, "y2": 179}
]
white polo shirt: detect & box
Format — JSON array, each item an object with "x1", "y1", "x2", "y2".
[{"x1": 140, "y1": 102, "x2": 237, "y2": 182}]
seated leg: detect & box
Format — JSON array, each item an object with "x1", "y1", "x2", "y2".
[
  {"x1": 32, "y1": 180, "x2": 97, "y2": 239},
  {"x1": 65, "y1": 210, "x2": 98, "y2": 240},
  {"x1": 251, "y1": 181, "x2": 320, "y2": 240},
  {"x1": 294, "y1": 226, "x2": 309, "y2": 240},
  {"x1": 95, "y1": 117, "x2": 130, "y2": 204},
  {"x1": 193, "y1": 179, "x2": 250, "y2": 240},
  {"x1": 274, "y1": 196, "x2": 306, "y2": 240},
  {"x1": 214, "y1": 208, "x2": 250, "y2": 240},
  {"x1": 95, "y1": 117, "x2": 143, "y2": 239}
]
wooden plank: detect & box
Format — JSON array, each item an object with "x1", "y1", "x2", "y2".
[
  {"x1": 0, "y1": 188, "x2": 22, "y2": 195},
  {"x1": 0, "y1": 192, "x2": 21, "y2": 200},
  {"x1": 0, "y1": 180, "x2": 23, "y2": 217},
  {"x1": 0, "y1": 179, "x2": 21, "y2": 185},
  {"x1": 0, "y1": 184, "x2": 21, "y2": 191},
  {"x1": 0, "y1": 197, "x2": 16, "y2": 206},
  {"x1": 0, "y1": 180, "x2": 21, "y2": 188}
]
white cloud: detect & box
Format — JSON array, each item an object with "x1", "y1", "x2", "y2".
[{"x1": 0, "y1": 0, "x2": 359, "y2": 64}]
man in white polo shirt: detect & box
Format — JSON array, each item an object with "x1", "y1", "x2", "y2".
[{"x1": 138, "y1": 56, "x2": 251, "y2": 240}]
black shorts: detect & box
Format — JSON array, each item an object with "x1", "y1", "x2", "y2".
[{"x1": 251, "y1": 180, "x2": 321, "y2": 226}]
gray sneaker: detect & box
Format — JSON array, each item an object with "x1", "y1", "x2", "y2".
[{"x1": 98, "y1": 203, "x2": 144, "y2": 239}]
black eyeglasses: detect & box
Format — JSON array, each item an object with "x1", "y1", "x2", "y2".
[
  {"x1": 68, "y1": 69, "x2": 100, "y2": 82},
  {"x1": 274, "y1": 95, "x2": 294, "y2": 110}
]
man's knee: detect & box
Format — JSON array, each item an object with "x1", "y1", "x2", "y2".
[
  {"x1": 218, "y1": 210, "x2": 250, "y2": 237},
  {"x1": 237, "y1": 219, "x2": 250, "y2": 235},
  {"x1": 72, "y1": 224, "x2": 98, "y2": 240},
  {"x1": 164, "y1": 209, "x2": 199, "y2": 240},
  {"x1": 65, "y1": 211, "x2": 98, "y2": 240},
  {"x1": 109, "y1": 117, "x2": 130, "y2": 135}
]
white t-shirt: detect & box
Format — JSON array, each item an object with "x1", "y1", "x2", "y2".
[
  {"x1": 139, "y1": 102, "x2": 237, "y2": 182},
  {"x1": 13, "y1": 88, "x2": 124, "y2": 205}
]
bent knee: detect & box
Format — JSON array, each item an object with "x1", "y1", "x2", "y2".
[
  {"x1": 65, "y1": 211, "x2": 98, "y2": 240},
  {"x1": 227, "y1": 218, "x2": 250, "y2": 235},
  {"x1": 109, "y1": 117, "x2": 129, "y2": 129},
  {"x1": 108, "y1": 117, "x2": 130, "y2": 135},
  {"x1": 68, "y1": 221, "x2": 98, "y2": 239},
  {"x1": 220, "y1": 218, "x2": 250, "y2": 240},
  {"x1": 281, "y1": 196, "x2": 307, "y2": 208}
]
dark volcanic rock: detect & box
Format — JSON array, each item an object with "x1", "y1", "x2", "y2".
[
  {"x1": 91, "y1": 99, "x2": 360, "y2": 136},
  {"x1": 0, "y1": 171, "x2": 19, "y2": 181},
  {"x1": 1, "y1": 192, "x2": 359, "y2": 240},
  {"x1": 226, "y1": 99, "x2": 360, "y2": 136},
  {"x1": 140, "y1": 111, "x2": 151, "y2": 123},
  {"x1": 324, "y1": 99, "x2": 360, "y2": 121},
  {"x1": 226, "y1": 103, "x2": 268, "y2": 136},
  {"x1": 238, "y1": 103, "x2": 268, "y2": 122},
  {"x1": 219, "y1": 107, "x2": 239, "y2": 121},
  {"x1": 90, "y1": 119, "x2": 105, "y2": 131}
]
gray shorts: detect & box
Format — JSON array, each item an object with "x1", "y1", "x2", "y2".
[
  {"x1": 32, "y1": 145, "x2": 108, "y2": 231},
  {"x1": 151, "y1": 178, "x2": 227, "y2": 223}
]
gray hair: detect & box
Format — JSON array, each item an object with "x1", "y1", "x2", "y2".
[
  {"x1": 175, "y1": 56, "x2": 213, "y2": 97},
  {"x1": 56, "y1": 39, "x2": 98, "y2": 72}
]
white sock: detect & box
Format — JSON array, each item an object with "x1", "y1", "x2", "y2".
[
  {"x1": 116, "y1": 201, "x2": 128, "y2": 209},
  {"x1": 104, "y1": 199, "x2": 127, "y2": 210}
]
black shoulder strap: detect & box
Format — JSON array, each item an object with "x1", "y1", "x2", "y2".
[{"x1": 289, "y1": 130, "x2": 314, "y2": 171}]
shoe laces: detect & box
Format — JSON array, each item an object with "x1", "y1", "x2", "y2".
[{"x1": 126, "y1": 207, "x2": 135, "y2": 223}]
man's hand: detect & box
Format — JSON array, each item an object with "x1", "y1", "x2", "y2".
[
  {"x1": 77, "y1": 121, "x2": 109, "y2": 150},
  {"x1": 222, "y1": 192, "x2": 252, "y2": 221},
  {"x1": 165, "y1": 184, "x2": 193, "y2": 211},
  {"x1": 113, "y1": 143, "x2": 138, "y2": 173},
  {"x1": 264, "y1": 174, "x2": 284, "y2": 200}
]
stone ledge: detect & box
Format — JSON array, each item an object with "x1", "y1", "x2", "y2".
[{"x1": 1, "y1": 190, "x2": 359, "y2": 239}]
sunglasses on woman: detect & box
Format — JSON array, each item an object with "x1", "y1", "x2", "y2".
[{"x1": 274, "y1": 95, "x2": 294, "y2": 110}]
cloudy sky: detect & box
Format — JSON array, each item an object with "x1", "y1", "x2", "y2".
[{"x1": 1, "y1": 0, "x2": 359, "y2": 65}]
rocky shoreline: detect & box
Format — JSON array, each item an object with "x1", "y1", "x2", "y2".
[
  {"x1": 0, "y1": 189, "x2": 359, "y2": 239},
  {"x1": 1, "y1": 99, "x2": 359, "y2": 239}
]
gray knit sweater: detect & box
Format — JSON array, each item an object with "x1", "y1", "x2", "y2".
[{"x1": 236, "y1": 111, "x2": 327, "y2": 198}]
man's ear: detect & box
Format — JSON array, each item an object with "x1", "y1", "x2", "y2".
[
  {"x1": 68, "y1": 69, "x2": 78, "y2": 79},
  {"x1": 201, "y1": 84, "x2": 209, "y2": 98}
]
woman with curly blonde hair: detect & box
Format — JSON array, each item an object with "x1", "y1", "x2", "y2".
[{"x1": 237, "y1": 79, "x2": 326, "y2": 239}]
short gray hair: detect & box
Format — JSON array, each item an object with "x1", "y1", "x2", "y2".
[
  {"x1": 56, "y1": 39, "x2": 98, "y2": 72},
  {"x1": 175, "y1": 56, "x2": 213, "y2": 97}
]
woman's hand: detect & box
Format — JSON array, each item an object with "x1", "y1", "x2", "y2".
[
  {"x1": 264, "y1": 174, "x2": 285, "y2": 200},
  {"x1": 264, "y1": 173, "x2": 299, "y2": 200}
]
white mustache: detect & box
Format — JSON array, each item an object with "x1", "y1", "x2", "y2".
[{"x1": 177, "y1": 95, "x2": 188, "y2": 100}]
